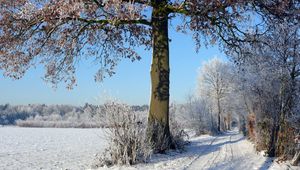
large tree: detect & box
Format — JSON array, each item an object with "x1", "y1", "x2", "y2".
[{"x1": 0, "y1": 0, "x2": 298, "y2": 152}]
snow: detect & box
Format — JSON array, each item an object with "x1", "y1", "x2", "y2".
[
  {"x1": 0, "y1": 127, "x2": 298, "y2": 170},
  {"x1": 108, "y1": 129, "x2": 299, "y2": 170},
  {"x1": 0, "y1": 127, "x2": 107, "y2": 170}
]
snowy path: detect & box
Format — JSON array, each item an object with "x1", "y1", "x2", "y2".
[
  {"x1": 184, "y1": 130, "x2": 273, "y2": 170},
  {"x1": 131, "y1": 129, "x2": 298, "y2": 170}
]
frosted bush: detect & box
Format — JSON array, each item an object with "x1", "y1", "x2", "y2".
[{"x1": 96, "y1": 101, "x2": 152, "y2": 166}]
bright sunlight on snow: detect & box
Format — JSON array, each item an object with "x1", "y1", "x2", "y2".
[{"x1": 0, "y1": 127, "x2": 106, "y2": 170}]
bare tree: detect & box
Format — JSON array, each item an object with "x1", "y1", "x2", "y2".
[
  {"x1": 197, "y1": 58, "x2": 233, "y2": 132},
  {"x1": 229, "y1": 20, "x2": 300, "y2": 160}
]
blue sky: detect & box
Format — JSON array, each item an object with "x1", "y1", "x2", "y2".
[{"x1": 0, "y1": 21, "x2": 226, "y2": 106}]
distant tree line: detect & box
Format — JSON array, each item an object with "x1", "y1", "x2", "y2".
[{"x1": 0, "y1": 103, "x2": 148, "y2": 128}]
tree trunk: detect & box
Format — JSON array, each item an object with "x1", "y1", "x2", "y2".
[
  {"x1": 147, "y1": 0, "x2": 173, "y2": 153},
  {"x1": 227, "y1": 113, "x2": 232, "y2": 130},
  {"x1": 268, "y1": 78, "x2": 287, "y2": 157},
  {"x1": 224, "y1": 117, "x2": 227, "y2": 130},
  {"x1": 217, "y1": 97, "x2": 221, "y2": 132},
  {"x1": 275, "y1": 77, "x2": 296, "y2": 157},
  {"x1": 268, "y1": 123, "x2": 279, "y2": 157},
  {"x1": 291, "y1": 150, "x2": 300, "y2": 166}
]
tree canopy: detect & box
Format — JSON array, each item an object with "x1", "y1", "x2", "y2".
[{"x1": 1, "y1": 0, "x2": 298, "y2": 88}]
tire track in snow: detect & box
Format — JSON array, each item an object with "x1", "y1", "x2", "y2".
[
  {"x1": 224, "y1": 135, "x2": 230, "y2": 162},
  {"x1": 229, "y1": 135, "x2": 234, "y2": 161},
  {"x1": 185, "y1": 130, "x2": 238, "y2": 170},
  {"x1": 228, "y1": 133, "x2": 234, "y2": 170},
  {"x1": 182, "y1": 136, "x2": 218, "y2": 170},
  {"x1": 207, "y1": 134, "x2": 231, "y2": 169},
  {"x1": 208, "y1": 142, "x2": 222, "y2": 168}
]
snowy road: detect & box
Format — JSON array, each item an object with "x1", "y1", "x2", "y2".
[
  {"x1": 133, "y1": 129, "x2": 297, "y2": 170},
  {"x1": 184, "y1": 130, "x2": 276, "y2": 170}
]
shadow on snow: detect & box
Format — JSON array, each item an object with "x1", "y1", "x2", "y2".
[{"x1": 147, "y1": 130, "x2": 244, "y2": 167}]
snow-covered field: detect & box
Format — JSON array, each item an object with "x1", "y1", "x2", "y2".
[
  {"x1": 0, "y1": 127, "x2": 107, "y2": 170},
  {"x1": 0, "y1": 127, "x2": 298, "y2": 170}
]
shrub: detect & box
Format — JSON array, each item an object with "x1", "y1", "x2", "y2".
[
  {"x1": 170, "y1": 119, "x2": 190, "y2": 151},
  {"x1": 247, "y1": 113, "x2": 256, "y2": 141},
  {"x1": 95, "y1": 101, "x2": 190, "y2": 167},
  {"x1": 96, "y1": 101, "x2": 152, "y2": 167},
  {"x1": 256, "y1": 118, "x2": 273, "y2": 152}
]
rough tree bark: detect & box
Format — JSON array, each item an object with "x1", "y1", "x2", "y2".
[{"x1": 147, "y1": 0, "x2": 173, "y2": 153}]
